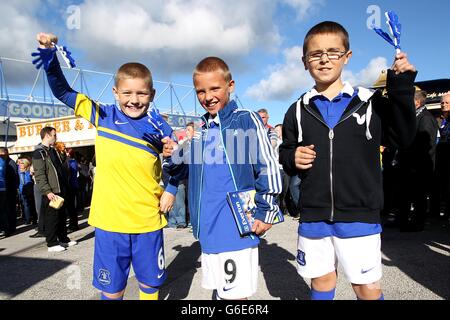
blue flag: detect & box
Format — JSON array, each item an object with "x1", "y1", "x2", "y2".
[{"x1": 372, "y1": 10, "x2": 402, "y2": 53}]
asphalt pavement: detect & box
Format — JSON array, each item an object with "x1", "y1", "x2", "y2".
[{"x1": 0, "y1": 210, "x2": 449, "y2": 300}]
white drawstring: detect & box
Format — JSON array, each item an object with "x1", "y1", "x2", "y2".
[
  {"x1": 296, "y1": 99, "x2": 303, "y2": 143},
  {"x1": 365, "y1": 101, "x2": 373, "y2": 140}
]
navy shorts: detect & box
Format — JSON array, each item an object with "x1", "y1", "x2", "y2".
[{"x1": 93, "y1": 228, "x2": 166, "y2": 294}]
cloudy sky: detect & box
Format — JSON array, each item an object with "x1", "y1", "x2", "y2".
[{"x1": 1, "y1": 0, "x2": 449, "y2": 125}]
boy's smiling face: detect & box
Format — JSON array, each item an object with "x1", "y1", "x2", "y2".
[
  {"x1": 194, "y1": 70, "x2": 235, "y2": 117},
  {"x1": 303, "y1": 33, "x2": 352, "y2": 89},
  {"x1": 113, "y1": 78, "x2": 155, "y2": 118}
]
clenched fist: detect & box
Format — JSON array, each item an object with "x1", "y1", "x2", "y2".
[
  {"x1": 36, "y1": 32, "x2": 58, "y2": 49},
  {"x1": 295, "y1": 144, "x2": 316, "y2": 170}
]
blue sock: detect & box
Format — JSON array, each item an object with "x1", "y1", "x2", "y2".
[
  {"x1": 311, "y1": 288, "x2": 335, "y2": 300},
  {"x1": 101, "y1": 293, "x2": 124, "y2": 300}
]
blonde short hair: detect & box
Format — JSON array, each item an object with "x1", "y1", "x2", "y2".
[
  {"x1": 115, "y1": 62, "x2": 153, "y2": 88},
  {"x1": 193, "y1": 57, "x2": 232, "y2": 82}
]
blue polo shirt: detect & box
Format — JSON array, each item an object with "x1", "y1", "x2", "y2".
[
  {"x1": 199, "y1": 120, "x2": 259, "y2": 254},
  {"x1": 299, "y1": 83, "x2": 382, "y2": 238}
]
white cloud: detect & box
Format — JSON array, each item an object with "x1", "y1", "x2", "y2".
[
  {"x1": 0, "y1": 1, "x2": 44, "y2": 60},
  {"x1": 246, "y1": 46, "x2": 313, "y2": 101},
  {"x1": 0, "y1": 1, "x2": 50, "y2": 87},
  {"x1": 342, "y1": 57, "x2": 388, "y2": 87},
  {"x1": 71, "y1": 0, "x2": 283, "y2": 74},
  {"x1": 0, "y1": 0, "x2": 324, "y2": 88},
  {"x1": 246, "y1": 52, "x2": 388, "y2": 102}
]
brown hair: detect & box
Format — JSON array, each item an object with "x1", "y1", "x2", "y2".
[
  {"x1": 186, "y1": 121, "x2": 195, "y2": 128},
  {"x1": 115, "y1": 62, "x2": 153, "y2": 87},
  {"x1": 193, "y1": 57, "x2": 232, "y2": 82},
  {"x1": 40, "y1": 126, "x2": 56, "y2": 140},
  {"x1": 303, "y1": 21, "x2": 350, "y2": 56}
]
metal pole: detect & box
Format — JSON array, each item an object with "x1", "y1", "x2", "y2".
[
  {"x1": 28, "y1": 69, "x2": 42, "y2": 101},
  {"x1": 0, "y1": 58, "x2": 9, "y2": 100},
  {"x1": 4, "y1": 117, "x2": 9, "y2": 148},
  {"x1": 194, "y1": 93, "x2": 197, "y2": 115},
  {"x1": 170, "y1": 84, "x2": 173, "y2": 114},
  {"x1": 43, "y1": 68, "x2": 46, "y2": 102},
  {"x1": 0, "y1": 59, "x2": 3, "y2": 99},
  {"x1": 96, "y1": 74, "x2": 114, "y2": 101}
]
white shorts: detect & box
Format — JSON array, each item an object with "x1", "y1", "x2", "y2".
[
  {"x1": 296, "y1": 234, "x2": 382, "y2": 284},
  {"x1": 201, "y1": 247, "x2": 258, "y2": 299}
]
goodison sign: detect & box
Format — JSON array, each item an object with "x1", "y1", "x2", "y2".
[
  {"x1": 0, "y1": 100, "x2": 75, "y2": 119},
  {"x1": 0, "y1": 99, "x2": 202, "y2": 126}
]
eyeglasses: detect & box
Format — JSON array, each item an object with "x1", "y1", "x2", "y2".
[{"x1": 305, "y1": 50, "x2": 348, "y2": 62}]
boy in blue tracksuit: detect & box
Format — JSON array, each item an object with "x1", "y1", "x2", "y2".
[{"x1": 169, "y1": 57, "x2": 282, "y2": 299}]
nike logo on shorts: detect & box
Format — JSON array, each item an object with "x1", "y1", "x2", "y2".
[{"x1": 361, "y1": 267, "x2": 375, "y2": 274}]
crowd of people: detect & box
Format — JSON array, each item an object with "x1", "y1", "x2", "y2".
[
  {"x1": 0, "y1": 143, "x2": 95, "y2": 242},
  {"x1": 0, "y1": 22, "x2": 449, "y2": 301},
  {"x1": 382, "y1": 90, "x2": 450, "y2": 231}
]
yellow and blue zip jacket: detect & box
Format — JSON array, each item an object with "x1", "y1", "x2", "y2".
[{"x1": 43, "y1": 50, "x2": 176, "y2": 233}]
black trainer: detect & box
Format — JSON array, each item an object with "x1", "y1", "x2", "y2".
[{"x1": 29, "y1": 232, "x2": 45, "y2": 238}]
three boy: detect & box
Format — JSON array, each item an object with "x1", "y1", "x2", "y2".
[{"x1": 35, "y1": 18, "x2": 418, "y2": 301}]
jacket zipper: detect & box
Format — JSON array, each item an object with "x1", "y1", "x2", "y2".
[
  {"x1": 42, "y1": 147, "x2": 61, "y2": 194},
  {"x1": 329, "y1": 129, "x2": 335, "y2": 221},
  {"x1": 196, "y1": 116, "x2": 209, "y2": 239},
  {"x1": 303, "y1": 105, "x2": 335, "y2": 220},
  {"x1": 302, "y1": 98, "x2": 368, "y2": 220},
  {"x1": 304, "y1": 101, "x2": 366, "y2": 221}
]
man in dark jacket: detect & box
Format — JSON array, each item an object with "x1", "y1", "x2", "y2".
[
  {"x1": 0, "y1": 147, "x2": 19, "y2": 235},
  {"x1": 435, "y1": 93, "x2": 450, "y2": 220},
  {"x1": 32, "y1": 127, "x2": 76, "y2": 252},
  {"x1": 397, "y1": 90, "x2": 439, "y2": 231}
]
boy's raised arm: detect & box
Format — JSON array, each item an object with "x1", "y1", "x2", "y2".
[
  {"x1": 382, "y1": 51, "x2": 418, "y2": 148},
  {"x1": 31, "y1": 32, "x2": 78, "y2": 109}
]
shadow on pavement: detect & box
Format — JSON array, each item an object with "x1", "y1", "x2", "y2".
[
  {"x1": 7, "y1": 219, "x2": 38, "y2": 237},
  {"x1": 160, "y1": 241, "x2": 201, "y2": 300},
  {"x1": 0, "y1": 256, "x2": 71, "y2": 298},
  {"x1": 381, "y1": 217, "x2": 450, "y2": 299},
  {"x1": 259, "y1": 239, "x2": 310, "y2": 300},
  {"x1": 76, "y1": 230, "x2": 95, "y2": 243}
]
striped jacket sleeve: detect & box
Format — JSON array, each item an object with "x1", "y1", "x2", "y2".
[{"x1": 247, "y1": 111, "x2": 282, "y2": 224}]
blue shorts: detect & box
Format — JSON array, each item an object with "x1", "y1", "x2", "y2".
[{"x1": 93, "y1": 228, "x2": 166, "y2": 294}]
